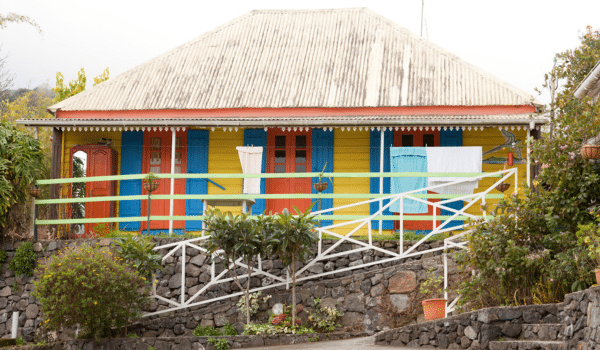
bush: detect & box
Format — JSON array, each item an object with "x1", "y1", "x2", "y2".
[
  {"x1": 33, "y1": 244, "x2": 151, "y2": 338},
  {"x1": 9, "y1": 241, "x2": 37, "y2": 277},
  {"x1": 307, "y1": 298, "x2": 343, "y2": 333},
  {"x1": 0, "y1": 249, "x2": 7, "y2": 263},
  {"x1": 193, "y1": 325, "x2": 222, "y2": 337},
  {"x1": 114, "y1": 235, "x2": 163, "y2": 280}
]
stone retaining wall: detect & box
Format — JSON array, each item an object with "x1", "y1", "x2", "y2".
[
  {"x1": 0, "y1": 237, "x2": 455, "y2": 342},
  {"x1": 374, "y1": 285, "x2": 600, "y2": 350}
]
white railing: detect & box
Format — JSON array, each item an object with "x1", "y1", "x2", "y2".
[{"x1": 146, "y1": 168, "x2": 517, "y2": 317}]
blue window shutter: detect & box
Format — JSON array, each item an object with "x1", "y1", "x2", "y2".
[
  {"x1": 186, "y1": 130, "x2": 209, "y2": 231},
  {"x1": 119, "y1": 131, "x2": 143, "y2": 231},
  {"x1": 370, "y1": 130, "x2": 394, "y2": 230},
  {"x1": 440, "y1": 128, "x2": 464, "y2": 228},
  {"x1": 311, "y1": 129, "x2": 334, "y2": 226},
  {"x1": 243, "y1": 129, "x2": 267, "y2": 215}
]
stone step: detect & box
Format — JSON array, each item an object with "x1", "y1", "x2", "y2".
[
  {"x1": 520, "y1": 324, "x2": 565, "y2": 341},
  {"x1": 489, "y1": 340, "x2": 567, "y2": 350}
]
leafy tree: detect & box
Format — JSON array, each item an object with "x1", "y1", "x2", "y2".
[
  {"x1": 457, "y1": 26, "x2": 600, "y2": 309},
  {"x1": 204, "y1": 209, "x2": 269, "y2": 324},
  {"x1": 53, "y1": 68, "x2": 109, "y2": 103},
  {"x1": 0, "y1": 119, "x2": 46, "y2": 240},
  {"x1": 269, "y1": 205, "x2": 318, "y2": 326},
  {"x1": 0, "y1": 13, "x2": 42, "y2": 33},
  {"x1": 114, "y1": 235, "x2": 164, "y2": 281}
]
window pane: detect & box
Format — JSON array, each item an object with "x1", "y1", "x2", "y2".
[
  {"x1": 275, "y1": 136, "x2": 286, "y2": 148},
  {"x1": 274, "y1": 164, "x2": 286, "y2": 173},
  {"x1": 175, "y1": 152, "x2": 181, "y2": 164},
  {"x1": 151, "y1": 138, "x2": 161, "y2": 150},
  {"x1": 150, "y1": 166, "x2": 161, "y2": 173},
  {"x1": 423, "y1": 134, "x2": 435, "y2": 147},
  {"x1": 295, "y1": 164, "x2": 306, "y2": 172},
  {"x1": 174, "y1": 166, "x2": 181, "y2": 174},
  {"x1": 296, "y1": 135, "x2": 306, "y2": 148},
  {"x1": 275, "y1": 150, "x2": 286, "y2": 163},
  {"x1": 402, "y1": 135, "x2": 414, "y2": 147},
  {"x1": 176, "y1": 137, "x2": 182, "y2": 150},
  {"x1": 295, "y1": 149, "x2": 306, "y2": 163},
  {"x1": 150, "y1": 152, "x2": 161, "y2": 165}
]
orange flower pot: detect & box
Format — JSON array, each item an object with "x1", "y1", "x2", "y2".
[
  {"x1": 422, "y1": 299, "x2": 447, "y2": 321},
  {"x1": 595, "y1": 269, "x2": 600, "y2": 285},
  {"x1": 581, "y1": 145, "x2": 600, "y2": 160}
]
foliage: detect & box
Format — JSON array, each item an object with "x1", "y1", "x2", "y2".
[
  {"x1": 243, "y1": 322, "x2": 315, "y2": 336},
  {"x1": 0, "y1": 119, "x2": 46, "y2": 240},
  {"x1": 269, "y1": 205, "x2": 318, "y2": 326},
  {"x1": 457, "y1": 27, "x2": 600, "y2": 310},
  {"x1": 53, "y1": 68, "x2": 109, "y2": 103},
  {"x1": 419, "y1": 268, "x2": 445, "y2": 299},
  {"x1": 9, "y1": 241, "x2": 36, "y2": 277},
  {"x1": 222, "y1": 322, "x2": 238, "y2": 336},
  {"x1": 576, "y1": 216, "x2": 600, "y2": 267},
  {"x1": 33, "y1": 244, "x2": 151, "y2": 339},
  {"x1": 15, "y1": 336, "x2": 25, "y2": 346},
  {"x1": 204, "y1": 209, "x2": 269, "y2": 324},
  {"x1": 0, "y1": 12, "x2": 42, "y2": 33},
  {"x1": 207, "y1": 338, "x2": 230, "y2": 350},
  {"x1": 114, "y1": 235, "x2": 164, "y2": 280},
  {"x1": 71, "y1": 155, "x2": 86, "y2": 233},
  {"x1": 236, "y1": 291, "x2": 271, "y2": 318},
  {"x1": 0, "y1": 249, "x2": 6, "y2": 263},
  {"x1": 307, "y1": 298, "x2": 343, "y2": 332},
  {"x1": 193, "y1": 325, "x2": 222, "y2": 337},
  {"x1": 144, "y1": 172, "x2": 159, "y2": 184},
  {"x1": 316, "y1": 162, "x2": 332, "y2": 183}
]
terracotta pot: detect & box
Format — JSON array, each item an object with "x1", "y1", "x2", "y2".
[
  {"x1": 581, "y1": 145, "x2": 600, "y2": 160},
  {"x1": 313, "y1": 182, "x2": 328, "y2": 193},
  {"x1": 28, "y1": 187, "x2": 41, "y2": 198},
  {"x1": 595, "y1": 269, "x2": 600, "y2": 285},
  {"x1": 422, "y1": 299, "x2": 447, "y2": 321},
  {"x1": 144, "y1": 182, "x2": 159, "y2": 192},
  {"x1": 496, "y1": 183, "x2": 510, "y2": 192}
]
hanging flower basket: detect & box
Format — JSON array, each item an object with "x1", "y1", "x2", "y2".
[
  {"x1": 144, "y1": 182, "x2": 159, "y2": 192},
  {"x1": 312, "y1": 182, "x2": 328, "y2": 193},
  {"x1": 422, "y1": 299, "x2": 447, "y2": 321},
  {"x1": 496, "y1": 183, "x2": 510, "y2": 192},
  {"x1": 28, "y1": 187, "x2": 42, "y2": 198},
  {"x1": 581, "y1": 145, "x2": 600, "y2": 159}
]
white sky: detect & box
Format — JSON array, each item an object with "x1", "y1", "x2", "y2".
[{"x1": 2, "y1": 0, "x2": 599, "y2": 106}]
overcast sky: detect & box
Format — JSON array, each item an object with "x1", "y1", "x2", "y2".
[{"x1": 2, "y1": 0, "x2": 599, "y2": 105}]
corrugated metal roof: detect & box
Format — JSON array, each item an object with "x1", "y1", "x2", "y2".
[
  {"x1": 50, "y1": 8, "x2": 539, "y2": 112},
  {"x1": 20, "y1": 114, "x2": 545, "y2": 127}
]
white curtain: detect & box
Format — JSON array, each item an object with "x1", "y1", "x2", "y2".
[{"x1": 236, "y1": 146, "x2": 263, "y2": 194}]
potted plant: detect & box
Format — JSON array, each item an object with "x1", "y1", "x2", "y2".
[
  {"x1": 313, "y1": 162, "x2": 331, "y2": 193},
  {"x1": 144, "y1": 172, "x2": 160, "y2": 192},
  {"x1": 496, "y1": 162, "x2": 510, "y2": 192},
  {"x1": 419, "y1": 267, "x2": 446, "y2": 321},
  {"x1": 576, "y1": 217, "x2": 600, "y2": 284},
  {"x1": 581, "y1": 144, "x2": 600, "y2": 160}
]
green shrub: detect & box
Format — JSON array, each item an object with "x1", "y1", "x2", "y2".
[
  {"x1": 9, "y1": 241, "x2": 37, "y2": 277},
  {"x1": 193, "y1": 325, "x2": 222, "y2": 337},
  {"x1": 114, "y1": 235, "x2": 164, "y2": 280},
  {"x1": 207, "y1": 338, "x2": 230, "y2": 350},
  {"x1": 0, "y1": 249, "x2": 7, "y2": 264},
  {"x1": 33, "y1": 244, "x2": 151, "y2": 339},
  {"x1": 221, "y1": 322, "x2": 237, "y2": 336},
  {"x1": 307, "y1": 298, "x2": 343, "y2": 333}
]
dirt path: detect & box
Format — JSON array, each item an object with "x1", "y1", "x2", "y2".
[{"x1": 241, "y1": 336, "x2": 418, "y2": 350}]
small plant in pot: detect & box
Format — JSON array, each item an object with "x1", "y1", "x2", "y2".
[
  {"x1": 143, "y1": 172, "x2": 160, "y2": 192},
  {"x1": 313, "y1": 162, "x2": 332, "y2": 193},
  {"x1": 419, "y1": 267, "x2": 446, "y2": 321}
]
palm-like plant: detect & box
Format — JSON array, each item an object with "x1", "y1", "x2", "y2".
[{"x1": 269, "y1": 204, "x2": 318, "y2": 326}]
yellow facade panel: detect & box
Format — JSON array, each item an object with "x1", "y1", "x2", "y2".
[{"x1": 207, "y1": 129, "x2": 244, "y2": 214}]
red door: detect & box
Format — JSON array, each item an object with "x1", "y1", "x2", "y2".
[
  {"x1": 141, "y1": 131, "x2": 187, "y2": 230},
  {"x1": 69, "y1": 145, "x2": 117, "y2": 237},
  {"x1": 393, "y1": 129, "x2": 440, "y2": 231},
  {"x1": 266, "y1": 130, "x2": 312, "y2": 214}
]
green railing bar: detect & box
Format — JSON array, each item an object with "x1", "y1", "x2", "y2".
[
  {"x1": 36, "y1": 171, "x2": 504, "y2": 185},
  {"x1": 35, "y1": 193, "x2": 505, "y2": 205},
  {"x1": 36, "y1": 215, "x2": 494, "y2": 225}
]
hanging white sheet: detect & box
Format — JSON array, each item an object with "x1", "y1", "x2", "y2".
[
  {"x1": 426, "y1": 147, "x2": 482, "y2": 195},
  {"x1": 236, "y1": 146, "x2": 263, "y2": 194}
]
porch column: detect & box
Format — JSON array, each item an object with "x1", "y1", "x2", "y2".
[
  {"x1": 527, "y1": 122, "x2": 533, "y2": 187},
  {"x1": 169, "y1": 128, "x2": 176, "y2": 234},
  {"x1": 379, "y1": 128, "x2": 384, "y2": 235},
  {"x1": 31, "y1": 128, "x2": 39, "y2": 240},
  {"x1": 49, "y1": 128, "x2": 62, "y2": 225}
]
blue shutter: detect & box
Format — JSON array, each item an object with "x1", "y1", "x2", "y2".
[
  {"x1": 119, "y1": 131, "x2": 143, "y2": 231},
  {"x1": 243, "y1": 129, "x2": 267, "y2": 215},
  {"x1": 440, "y1": 128, "x2": 464, "y2": 228},
  {"x1": 311, "y1": 129, "x2": 334, "y2": 226},
  {"x1": 370, "y1": 130, "x2": 394, "y2": 230},
  {"x1": 186, "y1": 130, "x2": 209, "y2": 231}
]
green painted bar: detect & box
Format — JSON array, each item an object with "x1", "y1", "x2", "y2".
[
  {"x1": 36, "y1": 215, "x2": 493, "y2": 225},
  {"x1": 36, "y1": 171, "x2": 505, "y2": 185},
  {"x1": 35, "y1": 193, "x2": 504, "y2": 205}
]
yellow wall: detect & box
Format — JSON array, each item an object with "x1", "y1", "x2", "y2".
[
  {"x1": 207, "y1": 128, "x2": 244, "y2": 214},
  {"x1": 463, "y1": 127, "x2": 528, "y2": 216},
  {"x1": 332, "y1": 130, "x2": 371, "y2": 236}
]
